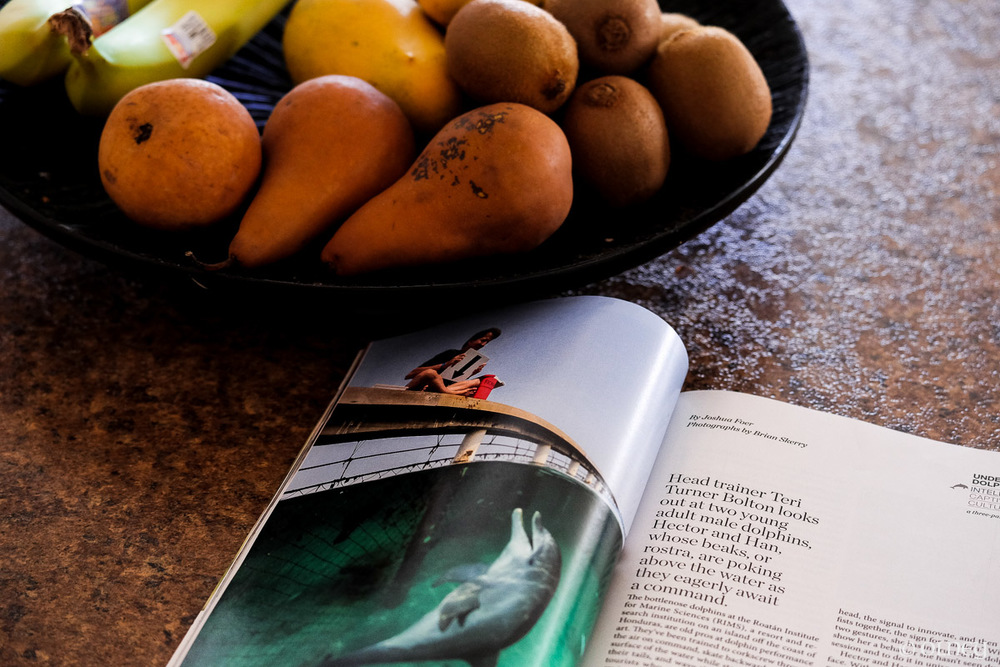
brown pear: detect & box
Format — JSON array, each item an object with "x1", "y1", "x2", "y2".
[
  {"x1": 226, "y1": 75, "x2": 415, "y2": 267},
  {"x1": 321, "y1": 102, "x2": 573, "y2": 276},
  {"x1": 99, "y1": 79, "x2": 261, "y2": 230}
]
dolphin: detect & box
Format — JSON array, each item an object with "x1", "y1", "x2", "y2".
[{"x1": 320, "y1": 507, "x2": 561, "y2": 667}]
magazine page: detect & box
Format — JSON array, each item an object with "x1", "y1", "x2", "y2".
[
  {"x1": 169, "y1": 295, "x2": 688, "y2": 666},
  {"x1": 584, "y1": 390, "x2": 1000, "y2": 667}
]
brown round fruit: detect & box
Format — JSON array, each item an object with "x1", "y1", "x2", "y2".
[
  {"x1": 647, "y1": 26, "x2": 772, "y2": 161},
  {"x1": 445, "y1": 0, "x2": 578, "y2": 114},
  {"x1": 562, "y1": 75, "x2": 669, "y2": 207},
  {"x1": 658, "y1": 12, "x2": 700, "y2": 43},
  {"x1": 545, "y1": 0, "x2": 661, "y2": 74},
  {"x1": 98, "y1": 78, "x2": 262, "y2": 230}
]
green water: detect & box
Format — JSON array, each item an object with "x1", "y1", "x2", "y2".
[{"x1": 181, "y1": 461, "x2": 622, "y2": 666}]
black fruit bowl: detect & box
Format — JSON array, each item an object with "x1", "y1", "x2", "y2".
[{"x1": 0, "y1": 0, "x2": 809, "y2": 309}]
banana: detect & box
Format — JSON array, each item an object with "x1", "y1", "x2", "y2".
[
  {"x1": 0, "y1": 0, "x2": 152, "y2": 86},
  {"x1": 63, "y1": 0, "x2": 290, "y2": 115}
]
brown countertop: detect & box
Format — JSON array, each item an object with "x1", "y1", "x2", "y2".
[{"x1": 2, "y1": 0, "x2": 999, "y2": 663}]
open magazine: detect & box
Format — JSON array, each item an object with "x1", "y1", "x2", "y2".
[{"x1": 168, "y1": 296, "x2": 1000, "y2": 667}]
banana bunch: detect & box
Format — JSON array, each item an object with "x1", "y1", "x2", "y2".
[
  {"x1": 63, "y1": 0, "x2": 290, "y2": 115},
  {"x1": 0, "y1": 0, "x2": 151, "y2": 86}
]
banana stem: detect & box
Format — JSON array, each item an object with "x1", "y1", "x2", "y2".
[{"x1": 48, "y1": 8, "x2": 93, "y2": 55}]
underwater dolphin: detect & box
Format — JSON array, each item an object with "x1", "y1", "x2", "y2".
[{"x1": 320, "y1": 507, "x2": 561, "y2": 667}]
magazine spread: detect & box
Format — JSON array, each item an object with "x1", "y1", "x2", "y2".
[{"x1": 168, "y1": 296, "x2": 1000, "y2": 667}]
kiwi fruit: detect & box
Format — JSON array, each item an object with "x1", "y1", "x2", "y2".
[
  {"x1": 545, "y1": 0, "x2": 662, "y2": 74},
  {"x1": 659, "y1": 12, "x2": 700, "y2": 43},
  {"x1": 445, "y1": 0, "x2": 578, "y2": 114},
  {"x1": 647, "y1": 26, "x2": 773, "y2": 161},
  {"x1": 561, "y1": 75, "x2": 669, "y2": 207}
]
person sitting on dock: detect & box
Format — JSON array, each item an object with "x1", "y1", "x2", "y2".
[{"x1": 405, "y1": 328, "x2": 502, "y2": 397}]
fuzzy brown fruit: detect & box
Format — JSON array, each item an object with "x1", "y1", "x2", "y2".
[
  {"x1": 647, "y1": 26, "x2": 772, "y2": 161},
  {"x1": 545, "y1": 0, "x2": 661, "y2": 74},
  {"x1": 562, "y1": 76, "x2": 669, "y2": 207},
  {"x1": 658, "y1": 12, "x2": 700, "y2": 43},
  {"x1": 98, "y1": 78, "x2": 261, "y2": 230},
  {"x1": 445, "y1": 0, "x2": 578, "y2": 114},
  {"x1": 322, "y1": 102, "x2": 573, "y2": 275}
]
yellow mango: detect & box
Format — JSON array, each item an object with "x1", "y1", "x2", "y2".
[{"x1": 283, "y1": 0, "x2": 463, "y2": 135}]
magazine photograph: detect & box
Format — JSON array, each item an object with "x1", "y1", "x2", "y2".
[
  {"x1": 3, "y1": 0, "x2": 1000, "y2": 664},
  {"x1": 169, "y1": 298, "x2": 1000, "y2": 667}
]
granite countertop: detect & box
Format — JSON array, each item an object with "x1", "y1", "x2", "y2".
[{"x1": 2, "y1": 0, "x2": 999, "y2": 663}]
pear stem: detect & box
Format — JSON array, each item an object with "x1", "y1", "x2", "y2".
[{"x1": 185, "y1": 251, "x2": 235, "y2": 272}]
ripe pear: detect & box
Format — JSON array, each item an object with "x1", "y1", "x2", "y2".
[
  {"x1": 225, "y1": 75, "x2": 415, "y2": 268},
  {"x1": 321, "y1": 102, "x2": 573, "y2": 276},
  {"x1": 99, "y1": 79, "x2": 261, "y2": 230}
]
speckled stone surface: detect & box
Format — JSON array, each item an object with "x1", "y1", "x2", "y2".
[{"x1": 1, "y1": 0, "x2": 999, "y2": 664}]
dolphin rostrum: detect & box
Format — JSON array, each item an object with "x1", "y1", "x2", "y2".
[{"x1": 320, "y1": 507, "x2": 561, "y2": 667}]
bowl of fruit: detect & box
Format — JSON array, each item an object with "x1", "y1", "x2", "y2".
[{"x1": 0, "y1": 0, "x2": 808, "y2": 308}]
